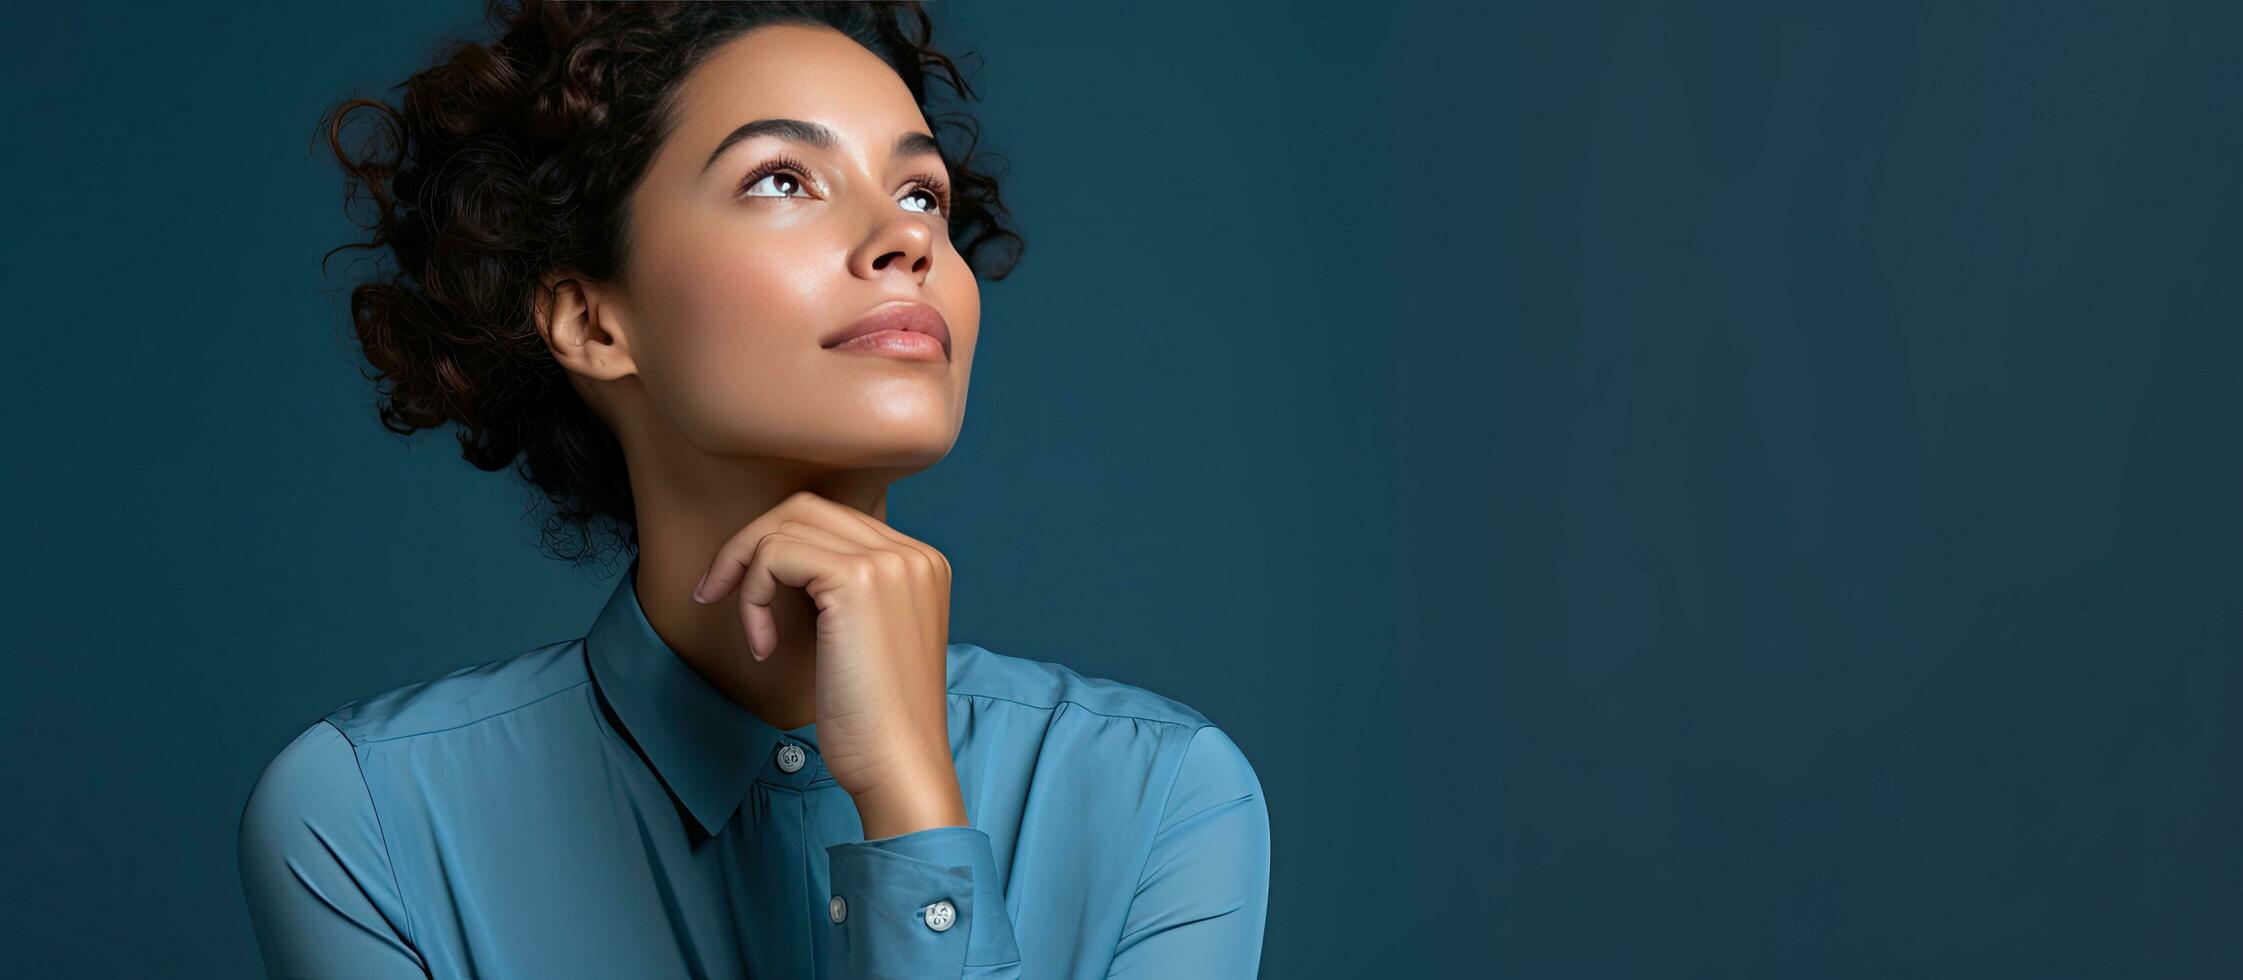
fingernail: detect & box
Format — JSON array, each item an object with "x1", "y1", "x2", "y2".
[{"x1": 690, "y1": 572, "x2": 710, "y2": 604}]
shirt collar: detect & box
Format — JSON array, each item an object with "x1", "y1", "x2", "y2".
[{"x1": 585, "y1": 556, "x2": 816, "y2": 837}]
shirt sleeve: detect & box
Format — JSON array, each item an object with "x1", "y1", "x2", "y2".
[
  {"x1": 826, "y1": 823, "x2": 1024, "y2": 978},
  {"x1": 1105, "y1": 725, "x2": 1272, "y2": 979},
  {"x1": 236, "y1": 718, "x2": 429, "y2": 979}
]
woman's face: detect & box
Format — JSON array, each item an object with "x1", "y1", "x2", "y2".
[{"x1": 607, "y1": 23, "x2": 979, "y2": 472}]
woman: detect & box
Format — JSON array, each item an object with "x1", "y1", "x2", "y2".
[{"x1": 235, "y1": 3, "x2": 1270, "y2": 977}]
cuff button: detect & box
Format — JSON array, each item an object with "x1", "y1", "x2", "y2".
[{"x1": 923, "y1": 899, "x2": 957, "y2": 932}]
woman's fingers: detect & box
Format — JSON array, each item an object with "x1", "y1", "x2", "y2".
[
  {"x1": 686, "y1": 490, "x2": 951, "y2": 662},
  {"x1": 741, "y1": 519, "x2": 874, "y2": 660},
  {"x1": 777, "y1": 496, "x2": 952, "y2": 644},
  {"x1": 828, "y1": 504, "x2": 950, "y2": 577},
  {"x1": 694, "y1": 493, "x2": 918, "y2": 604},
  {"x1": 766, "y1": 518, "x2": 873, "y2": 557},
  {"x1": 731, "y1": 532, "x2": 857, "y2": 662},
  {"x1": 785, "y1": 492, "x2": 950, "y2": 578}
]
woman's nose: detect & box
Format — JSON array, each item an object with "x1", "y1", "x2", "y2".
[{"x1": 850, "y1": 211, "x2": 935, "y2": 283}]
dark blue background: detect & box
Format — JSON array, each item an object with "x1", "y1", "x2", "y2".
[{"x1": 2, "y1": 2, "x2": 2235, "y2": 976}]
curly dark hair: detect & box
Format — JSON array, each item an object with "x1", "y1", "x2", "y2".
[{"x1": 316, "y1": 0, "x2": 1023, "y2": 569}]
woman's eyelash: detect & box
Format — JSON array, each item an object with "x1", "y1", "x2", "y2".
[
  {"x1": 900, "y1": 171, "x2": 952, "y2": 217},
  {"x1": 736, "y1": 156, "x2": 952, "y2": 217},
  {"x1": 736, "y1": 155, "x2": 815, "y2": 199}
]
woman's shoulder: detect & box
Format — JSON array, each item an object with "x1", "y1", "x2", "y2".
[
  {"x1": 236, "y1": 716, "x2": 425, "y2": 972},
  {"x1": 945, "y1": 640, "x2": 1220, "y2": 733},
  {"x1": 947, "y1": 641, "x2": 1264, "y2": 809},
  {"x1": 317, "y1": 639, "x2": 590, "y2": 746},
  {"x1": 241, "y1": 639, "x2": 588, "y2": 815}
]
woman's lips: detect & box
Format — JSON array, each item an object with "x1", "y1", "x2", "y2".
[
  {"x1": 828, "y1": 328, "x2": 948, "y2": 361},
  {"x1": 822, "y1": 301, "x2": 951, "y2": 360}
]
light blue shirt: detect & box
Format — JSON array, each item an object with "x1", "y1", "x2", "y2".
[{"x1": 236, "y1": 558, "x2": 1270, "y2": 978}]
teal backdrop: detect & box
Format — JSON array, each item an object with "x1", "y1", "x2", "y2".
[{"x1": 2, "y1": 2, "x2": 2236, "y2": 977}]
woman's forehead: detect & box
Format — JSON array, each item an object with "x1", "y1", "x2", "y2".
[{"x1": 675, "y1": 24, "x2": 923, "y2": 146}]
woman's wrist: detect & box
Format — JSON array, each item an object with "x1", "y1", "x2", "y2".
[{"x1": 850, "y1": 765, "x2": 969, "y2": 839}]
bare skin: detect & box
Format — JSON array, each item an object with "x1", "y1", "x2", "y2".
[{"x1": 530, "y1": 23, "x2": 981, "y2": 840}]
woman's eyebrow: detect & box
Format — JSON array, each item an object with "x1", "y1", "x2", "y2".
[{"x1": 700, "y1": 117, "x2": 942, "y2": 175}]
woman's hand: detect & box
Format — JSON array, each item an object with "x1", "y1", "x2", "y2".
[{"x1": 688, "y1": 490, "x2": 966, "y2": 839}]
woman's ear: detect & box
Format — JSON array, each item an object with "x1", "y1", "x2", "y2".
[{"x1": 534, "y1": 268, "x2": 638, "y2": 383}]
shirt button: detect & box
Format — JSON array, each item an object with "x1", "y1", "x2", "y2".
[
  {"x1": 829, "y1": 895, "x2": 848, "y2": 924},
  {"x1": 923, "y1": 899, "x2": 957, "y2": 932},
  {"x1": 775, "y1": 742, "x2": 806, "y2": 773}
]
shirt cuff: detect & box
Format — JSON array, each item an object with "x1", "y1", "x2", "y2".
[{"x1": 825, "y1": 824, "x2": 1023, "y2": 978}]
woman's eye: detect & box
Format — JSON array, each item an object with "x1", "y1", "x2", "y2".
[
  {"x1": 742, "y1": 171, "x2": 809, "y2": 198},
  {"x1": 740, "y1": 162, "x2": 944, "y2": 216}
]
